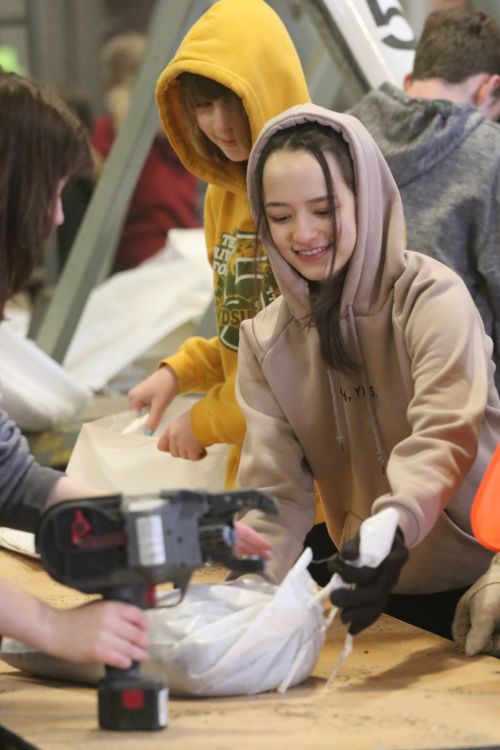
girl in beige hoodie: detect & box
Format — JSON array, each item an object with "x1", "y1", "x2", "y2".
[{"x1": 236, "y1": 103, "x2": 500, "y2": 640}]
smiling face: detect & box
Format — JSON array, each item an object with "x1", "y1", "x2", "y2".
[
  {"x1": 262, "y1": 148, "x2": 357, "y2": 282},
  {"x1": 194, "y1": 95, "x2": 251, "y2": 162}
]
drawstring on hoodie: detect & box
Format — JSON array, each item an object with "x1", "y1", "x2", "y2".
[
  {"x1": 327, "y1": 306, "x2": 386, "y2": 471},
  {"x1": 347, "y1": 304, "x2": 386, "y2": 471},
  {"x1": 327, "y1": 369, "x2": 346, "y2": 453}
]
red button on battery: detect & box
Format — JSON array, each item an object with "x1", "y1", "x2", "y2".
[{"x1": 122, "y1": 688, "x2": 145, "y2": 710}]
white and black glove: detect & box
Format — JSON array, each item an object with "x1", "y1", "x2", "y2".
[
  {"x1": 328, "y1": 527, "x2": 408, "y2": 635},
  {"x1": 452, "y1": 554, "x2": 500, "y2": 657}
]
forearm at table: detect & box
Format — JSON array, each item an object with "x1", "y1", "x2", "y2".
[{"x1": 0, "y1": 578, "x2": 53, "y2": 650}]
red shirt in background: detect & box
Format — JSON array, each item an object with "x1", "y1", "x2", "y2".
[{"x1": 91, "y1": 115, "x2": 201, "y2": 273}]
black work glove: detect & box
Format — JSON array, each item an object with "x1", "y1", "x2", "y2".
[{"x1": 328, "y1": 526, "x2": 409, "y2": 636}]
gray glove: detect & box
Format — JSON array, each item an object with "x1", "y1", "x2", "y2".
[{"x1": 452, "y1": 554, "x2": 500, "y2": 657}]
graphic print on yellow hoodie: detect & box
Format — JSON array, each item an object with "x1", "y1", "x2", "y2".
[{"x1": 155, "y1": 0, "x2": 310, "y2": 487}]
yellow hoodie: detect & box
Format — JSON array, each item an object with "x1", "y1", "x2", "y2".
[{"x1": 155, "y1": 0, "x2": 310, "y2": 487}]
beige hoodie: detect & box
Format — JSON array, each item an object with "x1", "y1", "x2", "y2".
[{"x1": 236, "y1": 104, "x2": 500, "y2": 593}]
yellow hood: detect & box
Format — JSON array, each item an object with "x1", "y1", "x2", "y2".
[{"x1": 156, "y1": 0, "x2": 310, "y2": 191}]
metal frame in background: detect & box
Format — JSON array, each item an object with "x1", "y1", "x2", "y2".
[{"x1": 34, "y1": 0, "x2": 205, "y2": 364}]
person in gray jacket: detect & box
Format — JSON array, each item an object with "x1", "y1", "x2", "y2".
[
  {"x1": 350, "y1": 7, "x2": 500, "y2": 390},
  {"x1": 349, "y1": 7, "x2": 500, "y2": 655}
]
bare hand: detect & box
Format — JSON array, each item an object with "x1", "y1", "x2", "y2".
[
  {"x1": 234, "y1": 521, "x2": 272, "y2": 560},
  {"x1": 46, "y1": 600, "x2": 149, "y2": 668},
  {"x1": 157, "y1": 410, "x2": 207, "y2": 460},
  {"x1": 128, "y1": 366, "x2": 179, "y2": 434}
]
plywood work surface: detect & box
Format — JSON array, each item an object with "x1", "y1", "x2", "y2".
[{"x1": 1, "y1": 550, "x2": 500, "y2": 750}]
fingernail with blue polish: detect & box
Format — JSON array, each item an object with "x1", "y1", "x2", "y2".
[{"x1": 145, "y1": 428, "x2": 154, "y2": 437}]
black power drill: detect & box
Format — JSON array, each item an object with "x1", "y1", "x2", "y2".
[{"x1": 35, "y1": 488, "x2": 277, "y2": 732}]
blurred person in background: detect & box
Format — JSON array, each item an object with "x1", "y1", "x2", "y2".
[
  {"x1": 350, "y1": 7, "x2": 500, "y2": 390},
  {"x1": 91, "y1": 33, "x2": 201, "y2": 274}
]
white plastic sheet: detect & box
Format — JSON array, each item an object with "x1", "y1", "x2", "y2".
[
  {"x1": 63, "y1": 228, "x2": 213, "y2": 391},
  {"x1": 66, "y1": 397, "x2": 228, "y2": 494},
  {"x1": 0, "y1": 528, "x2": 37, "y2": 557},
  {"x1": 144, "y1": 548, "x2": 326, "y2": 696},
  {"x1": 0, "y1": 322, "x2": 91, "y2": 431}
]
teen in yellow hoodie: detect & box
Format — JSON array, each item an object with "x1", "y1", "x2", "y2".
[{"x1": 128, "y1": 0, "x2": 309, "y2": 488}]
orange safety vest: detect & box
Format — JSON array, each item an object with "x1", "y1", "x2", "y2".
[{"x1": 472, "y1": 443, "x2": 500, "y2": 552}]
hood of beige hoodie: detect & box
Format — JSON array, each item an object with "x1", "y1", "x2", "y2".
[{"x1": 247, "y1": 103, "x2": 407, "y2": 324}]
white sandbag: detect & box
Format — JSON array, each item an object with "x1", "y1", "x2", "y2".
[
  {"x1": 0, "y1": 550, "x2": 328, "y2": 696},
  {"x1": 145, "y1": 548, "x2": 326, "y2": 696},
  {"x1": 65, "y1": 397, "x2": 228, "y2": 494},
  {"x1": 0, "y1": 322, "x2": 91, "y2": 431},
  {"x1": 63, "y1": 229, "x2": 213, "y2": 391}
]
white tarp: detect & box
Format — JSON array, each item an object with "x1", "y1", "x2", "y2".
[
  {"x1": 65, "y1": 398, "x2": 228, "y2": 494},
  {"x1": 63, "y1": 228, "x2": 212, "y2": 391},
  {"x1": 0, "y1": 322, "x2": 91, "y2": 431}
]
